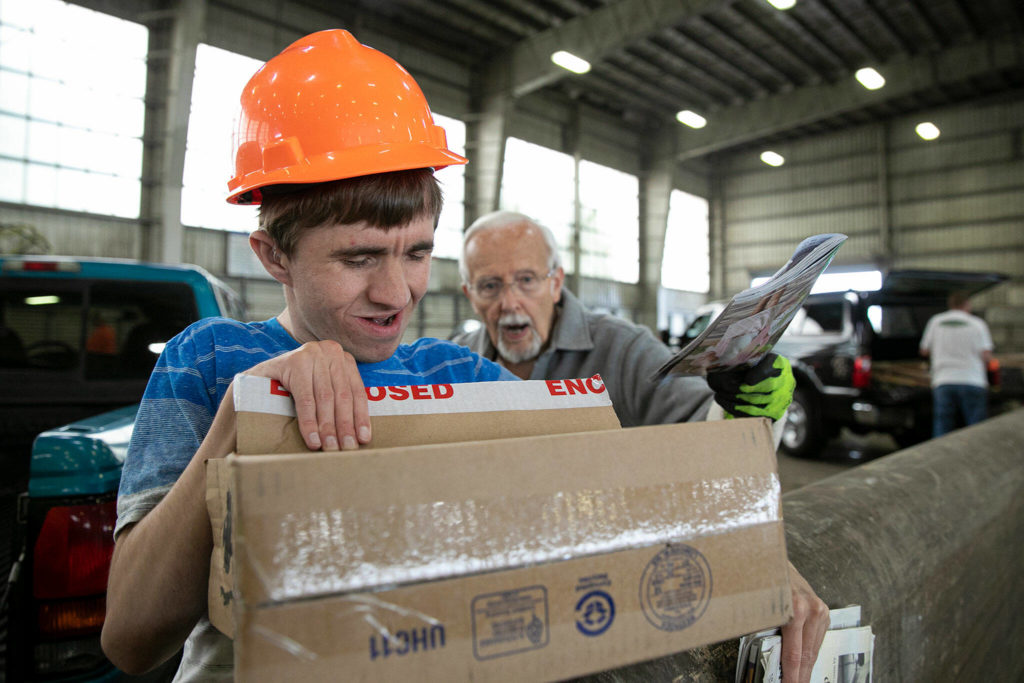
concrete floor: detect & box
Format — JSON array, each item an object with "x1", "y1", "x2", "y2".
[{"x1": 776, "y1": 429, "x2": 900, "y2": 494}]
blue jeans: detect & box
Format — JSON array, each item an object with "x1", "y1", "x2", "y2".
[{"x1": 932, "y1": 384, "x2": 988, "y2": 438}]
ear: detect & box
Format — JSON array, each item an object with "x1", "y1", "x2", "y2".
[
  {"x1": 249, "y1": 231, "x2": 292, "y2": 286},
  {"x1": 462, "y1": 283, "x2": 484, "y2": 317},
  {"x1": 551, "y1": 267, "x2": 565, "y2": 303}
]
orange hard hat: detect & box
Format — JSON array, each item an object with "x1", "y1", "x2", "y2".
[{"x1": 226, "y1": 30, "x2": 467, "y2": 205}]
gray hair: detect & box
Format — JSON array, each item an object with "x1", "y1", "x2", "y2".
[{"x1": 459, "y1": 210, "x2": 562, "y2": 284}]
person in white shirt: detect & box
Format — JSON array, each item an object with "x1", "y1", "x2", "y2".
[{"x1": 919, "y1": 291, "x2": 994, "y2": 437}]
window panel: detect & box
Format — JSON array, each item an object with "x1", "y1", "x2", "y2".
[
  {"x1": 181, "y1": 43, "x2": 264, "y2": 232},
  {"x1": 500, "y1": 137, "x2": 575, "y2": 272},
  {"x1": 25, "y1": 163, "x2": 57, "y2": 205},
  {"x1": 26, "y1": 119, "x2": 58, "y2": 164},
  {"x1": 0, "y1": 27, "x2": 30, "y2": 71},
  {"x1": 578, "y1": 160, "x2": 639, "y2": 283},
  {"x1": 0, "y1": 2, "x2": 146, "y2": 217},
  {"x1": 0, "y1": 2, "x2": 35, "y2": 29},
  {"x1": 0, "y1": 113, "x2": 26, "y2": 157},
  {"x1": 56, "y1": 166, "x2": 93, "y2": 212},
  {"x1": 431, "y1": 112, "x2": 466, "y2": 260},
  {"x1": 28, "y1": 34, "x2": 66, "y2": 81},
  {"x1": 103, "y1": 94, "x2": 145, "y2": 138},
  {"x1": 97, "y1": 51, "x2": 148, "y2": 97},
  {"x1": 103, "y1": 175, "x2": 143, "y2": 219},
  {"x1": 662, "y1": 190, "x2": 710, "y2": 293},
  {"x1": 0, "y1": 159, "x2": 23, "y2": 202},
  {"x1": 55, "y1": 125, "x2": 92, "y2": 169},
  {"x1": 0, "y1": 69, "x2": 29, "y2": 114},
  {"x1": 27, "y1": 77, "x2": 63, "y2": 122}
]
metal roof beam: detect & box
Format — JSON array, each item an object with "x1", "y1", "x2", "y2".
[
  {"x1": 674, "y1": 38, "x2": 1024, "y2": 161},
  {"x1": 500, "y1": 0, "x2": 730, "y2": 98}
]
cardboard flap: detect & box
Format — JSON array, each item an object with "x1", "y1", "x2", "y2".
[
  {"x1": 231, "y1": 374, "x2": 620, "y2": 454},
  {"x1": 206, "y1": 457, "x2": 234, "y2": 637}
]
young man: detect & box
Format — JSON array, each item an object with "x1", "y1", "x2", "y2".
[
  {"x1": 454, "y1": 210, "x2": 829, "y2": 683},
  {"x1": 920, "y1": 290, "x2": 994, "y2": 437},
  {"x1": 101, "y1": 30, "x2": 514, "y2": 679}
]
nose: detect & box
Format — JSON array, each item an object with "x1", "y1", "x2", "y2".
[
  {"x1": 367, "y1": 258, "x2": 411, "y2": 309},
  {"x1": 496, "y1": 281, "x2": 524, "y2": 311}
]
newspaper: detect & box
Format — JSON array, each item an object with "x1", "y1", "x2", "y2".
[
  {"x1": 736, "y1": 605, "x2": 873, "y2": 683},
  {"x1": 656, "y1": 233, "x2": 847, "y2": 378}
]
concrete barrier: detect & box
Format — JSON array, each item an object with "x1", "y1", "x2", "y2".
[{"x1": 578, "y1": 408, "x2": 1024, "y2": 682}]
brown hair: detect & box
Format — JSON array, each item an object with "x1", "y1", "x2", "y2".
[
  {"x1": 258, "y1": 168, "x2": 443, "y2": 256},
  {"x1": 948, "y1": 291, "x2": 971, "y2": 310}
]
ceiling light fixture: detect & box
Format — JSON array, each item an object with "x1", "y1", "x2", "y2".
[
  {"x1": 765, "y1": 0, "x2": 797, "y2": 9},
  {"x1": 760, "y1": 151, "x2": 785, "y2": 167},
  {"x1": 676, "y1": 110, "x2": 707, "y2": 128},
  {"x1": 855, "y1": 67, "x2": 885, "y2": 90},
  {"x1": 25, "y1": 295, "x2": 60, "y2": 306},
  {"x1": 551, "y1": 50, "x2": 591, "y2": 74},
  {"x1": 915, "y1": 122, "x2": 940, "y2": 140}
]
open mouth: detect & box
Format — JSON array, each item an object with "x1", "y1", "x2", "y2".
[
  {"x1": 501, "y1": 321, "x2": 532, "y2": 341},
  {"x1": 371, "y1": 314, "x2": 397, "y2": 327}
]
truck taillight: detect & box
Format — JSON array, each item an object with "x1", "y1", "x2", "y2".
[
  {"x1": 852, "y1": 355, "x2": 872, "y2": 389},
  {"x1": 33, "y1": 501, "x2": 115, "y2": 600},
  {"x1": 36, "y1": 597, "x2": 107, "y2": 637},
  {"x1": 2, "y1": 259, "x2": 80, "y2": 272}
]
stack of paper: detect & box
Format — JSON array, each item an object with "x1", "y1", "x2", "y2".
[{"x1": 736, "y1": 605, "x2": 874, "y2": 683}]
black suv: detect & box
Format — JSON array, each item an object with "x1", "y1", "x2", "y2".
[{"x1": 769, "y1": 270, "x2": 1014, "y2": 457}]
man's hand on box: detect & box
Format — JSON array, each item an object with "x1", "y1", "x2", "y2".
[
  {"x1": 706, "y1": 353, "x2": 795, "y2": 421},
  {"x1": 780, "y1": 562, "x2": 829, "y2": 683},
  {"x1": 243, "y1": 341, "x2": 370, "y2": 451}
]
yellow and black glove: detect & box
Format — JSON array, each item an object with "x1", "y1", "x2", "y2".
[{"x1": 706, "y1": 353, "x2": 795, "y2": 422}]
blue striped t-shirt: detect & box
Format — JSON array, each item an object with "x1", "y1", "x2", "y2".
[{"x1": 116, "y1": 316, "x2": 515, "y2": 537}]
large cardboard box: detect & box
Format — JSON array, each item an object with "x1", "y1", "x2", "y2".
[{"x1": 208, "y1": 375, "x2": 791, "y2": 681}]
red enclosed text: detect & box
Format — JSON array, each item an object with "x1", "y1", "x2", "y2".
[
  {"x1": 545, "y1": 375, "x2": 605, "y2": 396},
  {"x1": 266, "y1": 380, "x2": 454, "y2": 401},
  {"x1": 365, "y1": 384, "x2": 455, "y2": 401},
  {"x1": 269, "y1": 379, "x2": 290, "y2": 397}
]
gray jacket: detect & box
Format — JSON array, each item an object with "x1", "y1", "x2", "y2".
[{"x1": 451, "y1": 289, "x2": 714, "y2": 427}]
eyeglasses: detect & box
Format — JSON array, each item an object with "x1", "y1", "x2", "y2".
[{"x1": 469, "y1": 269, "x2": 555, "y2": 301}]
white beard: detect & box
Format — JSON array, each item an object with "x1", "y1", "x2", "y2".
[{"x1": 495, "y1": 312, "x2": 543, "y2": 364}]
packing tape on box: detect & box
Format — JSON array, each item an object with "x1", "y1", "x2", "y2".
[
  {"x1": 233, "y1": 373, "x2": 614, "y2": 418},
  {"x1": 246, "y1": 473, "x2": 779, "y2": 604}
]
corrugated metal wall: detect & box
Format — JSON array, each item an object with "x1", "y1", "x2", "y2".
[{"x1": 714, "y1": 92, "x2": 1024, "y2": 351}]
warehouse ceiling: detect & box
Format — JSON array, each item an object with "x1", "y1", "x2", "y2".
[{"x1": 311, "y1": 0, "x2": 1024, "y2": 160}]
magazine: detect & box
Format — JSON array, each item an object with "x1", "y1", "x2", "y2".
[
  {"x1": 655, "y1": 233, "x2": 847, "y2": 378},
  {"x1": 736, "y1": 605, "x2": 873, "y2": 683}
]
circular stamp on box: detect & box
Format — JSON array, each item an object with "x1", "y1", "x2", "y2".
[
  {"x1": 575, "y1": 590, "x2": 615, "y2": 636},
  {"x1": 639, "y1": 544, "x2": 712, "y2": 631}
]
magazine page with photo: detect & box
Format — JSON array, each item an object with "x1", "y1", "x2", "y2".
[{"x1": 656, "y1": 233, "x2": 848, "y2": 378}]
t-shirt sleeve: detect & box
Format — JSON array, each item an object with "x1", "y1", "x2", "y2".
[
  {"x1": 114, "y1": 326, "x2": 218, "y2": 540},
  {"x1": 475, "y1": 354, "x2": 520, "y2": 381},
  {"x1": 978, "y1": 319, "x2": 994, "y2": 351},
  {"x1": 920, "y1": 318, "x2": 934, "y2": 352}
]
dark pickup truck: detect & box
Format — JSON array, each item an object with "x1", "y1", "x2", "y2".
[
  {"x1": 771, "y1": 270, "x2": 1018, "y2": 457},
  {"x1": 1, "y1": 255, "x2": 243, "y2": 682}
]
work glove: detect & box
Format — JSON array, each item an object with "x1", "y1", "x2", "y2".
[{"x1": 706, "y1": 353, "x2": 795, "y2": 422}]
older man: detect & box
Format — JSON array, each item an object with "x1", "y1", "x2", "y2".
[
  {"x1": 454, "y1": 210, "x2": 719, "y2": 426},
  {"x1": 454, "y1": 210, "x2": 829, "y2": 682}
]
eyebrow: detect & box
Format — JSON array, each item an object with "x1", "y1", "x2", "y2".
[{"x1": 330, "y1": 240, "x2": 434, "y2": 259}]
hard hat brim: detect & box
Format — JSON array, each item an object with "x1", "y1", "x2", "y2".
[{"x1": 227, "y1": 144, "x2": 468, "y2": 205}]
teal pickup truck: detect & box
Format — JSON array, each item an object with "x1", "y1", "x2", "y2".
[{"x1": 1, "y1": 255, "x2": 243, "y2": 682}]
